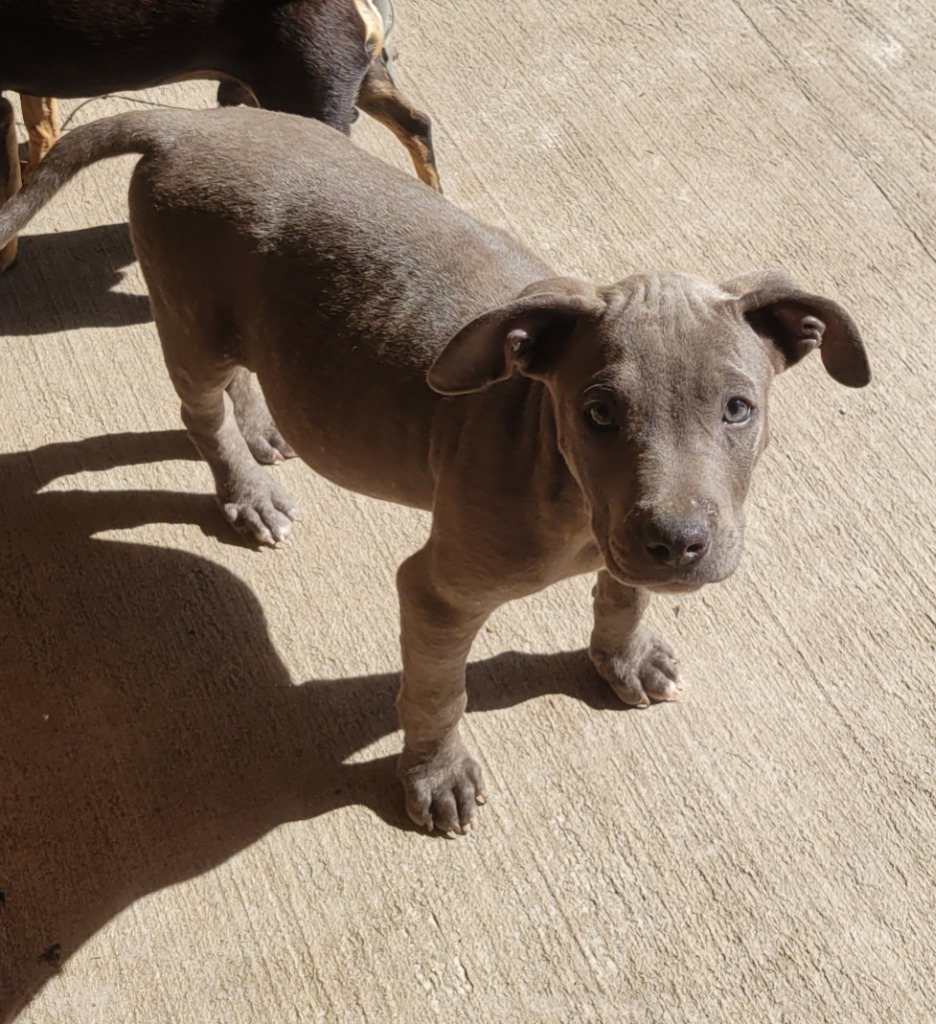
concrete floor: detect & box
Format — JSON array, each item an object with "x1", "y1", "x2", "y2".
[{"x1": 2, "y1": 1, "x2": 935, "y2": 1021}]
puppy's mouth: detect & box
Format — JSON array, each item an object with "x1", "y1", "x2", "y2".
[
  {"x1": 603, "y1": 537, "x2": 740, "y2": 592},
  {"x1": 604, "y1": 555, "x2": 707, "y2": 593}
]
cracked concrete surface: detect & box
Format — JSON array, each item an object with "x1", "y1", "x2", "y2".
[{"x1": 2, "y1": 0, "x2": 935, "y2": 1021}]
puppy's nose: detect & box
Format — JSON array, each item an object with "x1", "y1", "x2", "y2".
[{"x1": 641, "y1": 515, "x2": 710, "y2": 568}]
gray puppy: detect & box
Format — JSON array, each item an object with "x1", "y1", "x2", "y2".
[{"x1": 0, "y1": 107, "x2": 870, "y2": 833}]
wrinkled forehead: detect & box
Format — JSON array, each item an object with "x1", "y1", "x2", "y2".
[
  {"x1": 608, "y1": 270, "x2": 731, "y2": 316},
  {"x1": 579, "y1": 271, "x2": 772, "y2": 390}
]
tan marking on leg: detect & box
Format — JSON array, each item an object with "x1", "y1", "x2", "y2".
[
  {"x1": 20, "y1": 95, "x2": 60, "y2": 174},
  {"x1": 0, "y1": 98, "x2": 23, "y2": 272},
  {"x1": 357, "y1": 61, "x2": 441, "y2": 190},
  {"x1": 350, "y1": 0, "x2": 385, "y2": 56}
]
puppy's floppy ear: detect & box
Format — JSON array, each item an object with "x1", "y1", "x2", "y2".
[
  {"x1": 427, "y1": 277, "x2": 606, "y2": 396},
  {"x1": 721, "y1": 269, "x2": 871, "y2": 388}
]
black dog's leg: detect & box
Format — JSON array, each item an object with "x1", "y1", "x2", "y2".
[
  {"x1": 216, "y1": 80, "x2": 259, "y2": 109},
  {"x1": 357, "y1": 55, "x2": 440, "y2": 190},
  {"x1": 1, "y1": 96, "x2": 23, "y2": 272},
  {"x1": 236, "y1": 2, "x2": 371, "y2": 134}
]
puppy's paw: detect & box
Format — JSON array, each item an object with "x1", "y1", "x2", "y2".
[
  {"x1": 243, "y1": 426, "x2": 297, "y2": 466},
  {"x1": 399, "y1": 740, "x2": 486, "y2": 835},
  {"x1": 220, "y1": 469, "x2": 300, "y2": 546},
  {"x1": 233, "y1": 407, "x2": 297, "y2": 464},
  {"x1": 589, "y1": 627, "x2": 683, "y2": 707},
  {"x1": 228, "y1": 375, "x2": 297, "y2": 464}
]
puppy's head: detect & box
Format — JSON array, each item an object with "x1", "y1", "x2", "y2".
[{"x1": 428, "y1": 269, "x2": 870, "y2": 592}]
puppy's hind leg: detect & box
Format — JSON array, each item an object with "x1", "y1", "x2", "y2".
[
  {"x1": 154, "y1": 304, "x2": 300, "y2": 545},
  {"x1": 226, "y1": 367, "x2": 297, "y2": 465}
]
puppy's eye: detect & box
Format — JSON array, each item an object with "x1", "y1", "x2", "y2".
[
  {"x1": 584, "y1": 400, "x2": 617, "y2": 431},
  {"x1": 724, "y1": 397, "x2": 753, "y2": 424}
]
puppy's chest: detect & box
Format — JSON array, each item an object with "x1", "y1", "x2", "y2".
[{"x1": 477, "y1": 508, "x2": 602, "y2": 597}]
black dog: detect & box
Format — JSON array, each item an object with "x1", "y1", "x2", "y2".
[{"x1": 0, "y1": 0, "x2": 439, "y2": 269}]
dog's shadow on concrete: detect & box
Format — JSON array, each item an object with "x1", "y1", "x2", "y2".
[
  {"x1": 1, "y1": 223, "x2": 151, "y2": 335},
  {"x1": 0, "y1": 429, "x2": 615, "y2": 1020}
]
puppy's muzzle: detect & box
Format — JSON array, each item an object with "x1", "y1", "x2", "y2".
[{"x1": 637, "y1": 510, "x2": 711, "y2": 569}]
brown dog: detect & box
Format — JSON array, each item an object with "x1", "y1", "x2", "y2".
[
  {"x1": 0, "y1": 0, "x2": 438, "y2": 271},
  {"x1": 0, "y1": 107, "x2": 871, "y2": 833}
]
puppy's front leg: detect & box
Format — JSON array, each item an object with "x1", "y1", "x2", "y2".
[
  {"x1": 588, "y1": 569, "x2": 682, "y2": 707},
  {"x1": 396, "y1": 544, "x2": 493, "y2": 833}
]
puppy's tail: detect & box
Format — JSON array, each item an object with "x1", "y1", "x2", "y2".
[{"x1": 0, "y1": 109, "x2": 179, "y2": 251}]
